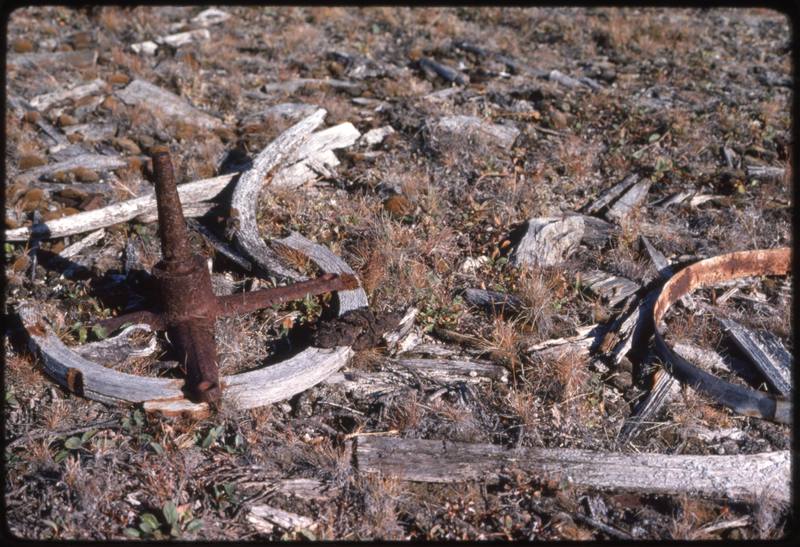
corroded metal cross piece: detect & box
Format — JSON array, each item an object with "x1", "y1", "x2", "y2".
[{"x1": 97, "y1": 151, "x2": 358, "y2": 403}]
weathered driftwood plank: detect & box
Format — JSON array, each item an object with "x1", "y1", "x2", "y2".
[
  {"x1": 605, "y1": 178, "x2": 652, "y2": 223},
  {"x1": 73, "y1": 324, "x2": 156, "y2": 364},
  {"x1": 230, "y1": 109, "x2": 326, "y2": 281},
  {"x1": 248, "y1": 505, "x2": 316, "y2": 535},
  {"x1": 116, "y1": 79, "x2": 223, "y2": 129},
  {"x1": 261, "y1": 78, "x2": 359, "y2": 94},
  {"x1": 30, "y1": 78, "x2": 107, "y2": 111},
  {"x1": 618, "y1": 368, "x2": 680, "y2": 442},
  {"x1": 583, "y1": 174, "x2": 639, "y2": 216},
  {"x1": 719, "y1": 318, "x2": 792, "y2": 397},
  {"x1": 391, "y1": 358, "x2": 509, "y2": 383},
  {"x1": 355, "y1": 436, "x2": 789, "y2": 504},
  {"x1": 511, "y1": 215, "x2": 584, "y2": 268},
  {"x1": 6, "y1": 173, "x2": 235, "y2": 241},
  {"x1": 526, "y1": 324, "x2": 605, "y2": 361},
  {"x1": 16, "y1": 154, "x2": 128, "y2": 184},
  {"x1": 462, "y1": 288, "x2": 523, "y2": 316},
  {"x1": 427, "y1": 115, "x2": 520, "y2": 150},
  {"x1": 271, "y1": 122, "x2": 361, "y2": 189},
  {"x1": 581, "y1": 270, "x2": 640, "y2": 308},
  {"x1": 746, "y1": 165, "x2": 785, "y2": 181},
  {"x1": 59, "y1": 229, "x2": 105, "y2": 258},
  {"x1": 8, "y1": 49, "x2": 98, "y2": 69}
]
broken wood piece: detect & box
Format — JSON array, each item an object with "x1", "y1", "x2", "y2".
[
  {"x1": 247, "y1": 505, "x2": 316, "y2": 535},
  {"x1": 30, "y1": 78, "x2": 106, "y2": 111},
  {"x1": 604, "y1": 289, "x2": 658, "y2": 366},
  {"x1": 116, "y1": 79, "x2": 223, "y2": 129},
  {"x1": 526, "y1": 324, "x2": 605, "y2": 361},
  {"x1": 718, "y1": 318, "x2": 792, "y2": 397},
  {"x1": 271, "y1": 122, "x2": 361, "y2": 189},
  {"x1": 73, "y1": 324, "x2": 157, "y2": 364},
  {"x1": 618, "y1": 368, "x2": 680, "y2": 443},
  {"x1": 582, "y1": 174, "x2": 639, "y2": 216},
  {"x1": 391, "y1": 357, "x2": 509, "y2": 384},
  {"x1": 59, "y1": 229, "x2": 105, "y2": 258},
  {"x1": 157, "y1": 28, "x2": 210, "y2": 48},
  {"x1": 130, "y1": 41, "x2": 158, "y2": 56},
  {"x1": 191, "y1": 7, "x2": 231, "y2": 27},
  {"x1": 462, "y1": 288, "x2": 524, "y2": 316},
  {"x1": 63, "y1": 122, "x2": 117, "y2": 141},
  {"x1": 261, "y1": 78, "x2": 359, "y2": 95},
  {"x1": 581, "y1": 270, "x2": 640, "y2": 308},
  {"x1": 746, "y1": 165, "x2": 785, "y2": 182},
  {"x1": 134, "y1": 201, "x2": 215, "y2": 223},
  {"x1": 653, "y1": 247, "x2": 791, "y2": 423},
  {"x1": 419, "y1": 57, "x2": 468, "y2": 85},
  {"x1": 355, "y1": 436, "x2": 789, "y2": 504},
  {"x1": 510, "y1": 215, "x2": 584, "y2": 268},
  {"x1": 549, "y1": 69, "x2": 597, "y2": 90},
  {"x1": 359, "y1": 125, "x2": 395, "y2": 147},
  {"x1": 6, "y1": 173, "x2": 235, "y2": 241},
  {"x1": 382, "y1": 307, "x2": 419, "y2": 354},
  {"x1": 427, "y1": 115, "x2": 520, "y2": 151},
  {"x1": 576, "y1": 214, "x2": 617, "y2": 247},
  {"x1": 604, "y1": 178, "x2": 652, "y2": 223},
  {"x1": 7, "y1": 49, "x2": 97, "y2": 69},
  {"x1": 16, "y1": 153, "x2": 128, "y2": 184},
  {"x1": 230, "y1": 109, "x2": 326, "y2": 281}
]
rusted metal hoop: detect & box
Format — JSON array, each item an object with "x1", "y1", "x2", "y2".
[{"x1": 652, "y1": 247, "x2": 791, "y2": 424}]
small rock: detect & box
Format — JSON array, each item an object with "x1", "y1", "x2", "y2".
[{"x1": 130, "y1": 41, "x2": 158, "y2": 56}]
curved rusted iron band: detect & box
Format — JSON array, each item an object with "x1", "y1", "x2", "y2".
[{"x1": 652, "y1": 247, "x2": 791, "y2": 424}]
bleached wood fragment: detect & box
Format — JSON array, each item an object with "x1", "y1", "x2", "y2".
[
  {"x1": 6, "y1": 173, "x2": 234, "y2": 241},
  {"x1": 8, "y1": 49, "x2": 98, "y2": 69},
  {"x1": 133, "y1": 202, "x2": 215, "y2": 224},
  {"x1": 30, "y1": 78, "x2": 107, "y2": 111},
  {"x1": 719, "y1": 318, "x2": 792, "y2": 397},
  {"x1": 73, "y1": 324, "x2": 157, "y2": 364},
  {"x1": 382, "y1": 307, "x2": 419, "y2": 354},
  {"x1": 229, "y1": 109, "x2": 326, "y2": 281},
  {"x1": 17, "y1": 154, "x2": 127, "y2": 184},
  {"x1": 271, "y1": 122, "x2": 361, "y2": 189},
  {"x1": 581, "y1": 270, "x2": 640, "y2": 307},
  {"x1": 746, "y1": 165, "x2": 785, "y2": 181},
  {"x1": 549, "y1": 69, "x2": 597, "y2": 90},
  {"x1": 583, "y1": 174, "x2": 639, "y2": 215},
  {"x1": 605, "y1": 178, "x2": 652, "y2": 223},
  {"x1": 359, "y1": 125, "x2": 395, "y2": 147},
  {"x1": 640, "y1": 235, "x2": 694, "y2": 309},
  {"x1": 116, "y1": 79, "x2": 223, "y2": 129},
  {"x1": 262, "y1": 78, "x2": 359, "y2": 94},
  {"x1": 241, "y1": 103, "x2": 319, "y2": 125},
  {"x1": 59, "y1": 229, "x2": 105, "y2": 258},
  {"x1": 157, "y1": 28, "x2": 210, "y2": 48},
  {"x1": 130, "y1": 41, "x2": 158, "y2": 56},
  {"x1": 248, "y1": 505, "x2": 316, "y2": 535},
  {"x1": 618, "y1": 368, "x2": 680, "y2": 442},
  {"x1": 63, "y1": 122, "x2": 117, "y2": 141},
  {"x1": 428, "y1": 115, "x2": 520, "y2": 150},
  {"x1": 511, "y1": 215, "x2": 584, "y2": 268},
  {"x1": 393, "y1": 358, "x2": 508, "y2": 383},
  {"x1": 356, "y1": 436, "x2": 790, "y2": 504},
  {"x1": 191, "y1": 8, "x2": 231, "y2": 26}
]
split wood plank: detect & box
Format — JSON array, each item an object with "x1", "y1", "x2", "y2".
[
  {"x1": 618, "y1": 368, "x2": 680, "y2": 442},
  {"x1": 116, "y1": 79, "x2": 223, "y2": 129},
  {"x1": 355, "y1": 436, "x2": 789, "y2": 504},
  {"x1": 248, "y1": 505, "x2": 316, "y2": 535},
  {"x1": 30, "y1": 78, "x2": 107, "y2": 111},
  {"x1": 462, "y1": 288, "x2": 523, "y2": 316},
  {"x1": 605, "y1": 178, "x2": 652, "y2": 223},
  {"x1": 719, "y1": 318, "x2": 792, "y2": 397},
  {"x1": 511, "y1": 215, "x2": 584, "y2": 268},
  {"x1": 582, "y1": 174, "x2": 639, "y2": 216},
  {"x1": 581, "y1": 270, "x2": 640, "y2": 308},
  {"x1": 15, "y1": 153, "x2": 128, "y2": 184}
]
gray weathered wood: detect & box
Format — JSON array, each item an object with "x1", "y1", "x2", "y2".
[
  {"x1": 719, "y1": 318, "x2": 792, "y2": 397},
  {"x1": 30, "y1": 78, "x2": 107, "y2": 111},
  {"x1": 188, "y1": 219, "x2": 252, "y2": 271},
  {"x1": 16, "y1": 154, "x2": 128, "y2": 184},
  {"x1": 8, "y1": 49, "x2": 98, "y2": 69},
  {"x1": 577, "y1": 214, "x2": 618, "y2": 247},
  {"x1": 261, "y1": 78, "x2": 359, "y2": 94},
  {"x1": 230, "y1": 109, "x2": 326, "y2": 281},
  {"x1": 6, "y1": 173, "x2": 235, "y2": 241},
  {"x1": 427, "y1": 115, "x2": 520, "y2": 150},
  {"x1": 605, "y1": 178, "x2": 652, "y2": 223},
  {"x1": 391, "y1": 358, "x2": 508, "y2": 383},
  {"x1": 746, "y1": 165, "x2": 785, "y2": 181},
  {"x1": 583, "y1": 174, "x2": 639, "y2": 215},
  {"x1": 618, "y1": 368, "x2": 680, "y2": 442},
  {"x1": 462, "y1": 288, "x2": 523, "y2": 316},
  {"x1": 355, "y1": 436, "x2": 789, "y2": 504},
  {"x1": 73, "y1": 324, "x2": 157, "y2": 364},
  {"x1": 511, "y1": 215, "x2": 584, "y2": 268},
  {"x1": 116, "y1": 79, "x2": 223, "y2": 129},
  {"x1": 59, "y1": 229, "x2": 105, "y2": 258},
  {"x1": 248, "y1": 505, "x2": 316, "y2": 534},
  {"x1": 581, "y1": 270, "x2": 640, "y2": 307},
  {"x1": 419, "y1": 57, "x2": 468, "y2": 85}
]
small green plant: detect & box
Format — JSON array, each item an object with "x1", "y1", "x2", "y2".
[
  {"x1": 210, "y1": 481, "x2": 241, "y2": 512},
  {"x1": 55, "y1": 429, "x2": 96, "y2": 463},
  {"x1": 124, "y1": 501, "x2": 203, "y2": 539}
]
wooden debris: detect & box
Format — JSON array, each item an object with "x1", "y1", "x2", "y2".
[
  {"x1": 261, "y1": 78, "x2": 360, "y2": 94},
  {"x1": 527, "y1": 324, "x2": 605, "y2": 361},
  {"x1": 510, "y1": 215, "x2": 584, "y2": 268},
  {"x1": 577, "y1": 214, "x2": 617, "y2": 247},
  {"x1": 746, "y1": 165, "x2": 785, "y2": 181},
  {"x1": 241, "y1": 102, "x2": 319, "y2": 125},
  {"x1": 618, "y1": 368, "x2": 680, "y2": 443},
  {"x1": 382, "y1": 307, "x2": 419, "y2": 354},
  {"x1": 63, "y1": 122, "x2": 117, "y2": 141},
  {"x1": 230, "y1": 109, "x2": 326, "y2": 281},
  {"x1": 116, "y1": 79, "x2": 223, "y2": 129},
  {"x1": 247, "y1": 505, "x2": 316, "y2": 535},
  {"x1": 7, "y1": 49, "x2": 98, "y2": 69},
  {"x1": 581, "y1": 270, "x2": 640, "y2": 307},
  {"x1": 6, "y1": 173, "x2": 234, "y2": 241},
  {"x1": 355, "y1": 436, "x2": 790, "y2": 504},
  {"x1": 359, "y1": 125, "x2": 395, "y2": 147},
  {"x1": 271, "y1": 122, "x2": 361, "y2": 189},
  {"x1": 582, "y1": 174, "x2": 639, "y2": 216},
  {"x1": 718, "y1": 318, "x2": 792, "y2": 397},
  {"x1": 191, "y1": 7, "x2": 231, "y2": 27},
  {"x1": 16, "y1": 154, "x2": 127, "y2": 184},
  {"x1": 392, "y1": 357, "x2": 509, "y2": 383},
  {"x1": 73, "y1": 324, "x2": 157, "y2": 364},
  {"x1": 462, "y1": 288, "x2": 523, "y2": 316},
  {"x1": 640, "y1": 235, "x2": 694, "y2": 308},
  {"x1": 605, "y1": 178, "x2": 652, "y2": 223},
  {"x1": 30, "y1": 78, "x2": 107, "y2": 111},
  {"x1": 427, "y1": 115, "x2": 520, "y2": 150},
  {"x1": 59, "y1": 228, "x2": 105, "y2": 258},
  {"x1": 419, "y1": 57, "x2": 468, "y2": 85},
  {"x1": 158, "y1": 28, "x2": 210, "y2": 48},
  {"x1": 549, "y1": 69, "x2": 600, "y2": 90},
  {"x1": 130, "y1": 41, "x2": 158, "y2": 56}
]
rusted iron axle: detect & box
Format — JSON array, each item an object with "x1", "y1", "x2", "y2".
[{"x1": 97, "y1": 150, "x2": 358, "y2": 403}]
